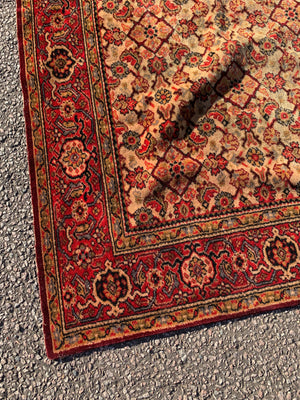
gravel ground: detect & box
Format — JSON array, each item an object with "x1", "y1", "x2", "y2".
[{"x1": 0, "y1": 1, "x2": 299, "y2": 399}]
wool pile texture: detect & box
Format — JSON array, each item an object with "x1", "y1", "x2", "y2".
[{"x1": 17, "y1": 0, "x2": 300, "y2": 358}]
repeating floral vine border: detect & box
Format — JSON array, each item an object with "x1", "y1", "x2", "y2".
[{"x1": 17, "y1": 0, "x2": 300, "y2": 359}]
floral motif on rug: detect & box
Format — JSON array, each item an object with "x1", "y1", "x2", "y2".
[{"x1": 17, "y1": 0, "x2": 300, "y2": 358}]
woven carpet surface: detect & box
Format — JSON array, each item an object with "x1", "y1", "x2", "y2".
[{"x1": 17, "y1": 0, "x2": 300, "y2": 358}]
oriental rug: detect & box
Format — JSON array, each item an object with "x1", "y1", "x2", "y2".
[{"x1": 17, "y1": 0, "x2": 300, "y2": 359}]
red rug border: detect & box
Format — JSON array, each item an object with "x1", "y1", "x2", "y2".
[{"x1": 16, "y1": 0, "x2": 300, "y2": 360}]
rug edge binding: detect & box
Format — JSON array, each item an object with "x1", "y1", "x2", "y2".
[
  {"x1": 16, "y1": 0, "x2": 55, "y2": 360},
  {"x1": 49, "y1": 299, "x2": 300, "y2": 359}
]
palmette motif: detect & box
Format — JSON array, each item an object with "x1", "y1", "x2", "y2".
[{"x1": 18, "y1": 0, "x2": 300, "y2": 358}]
